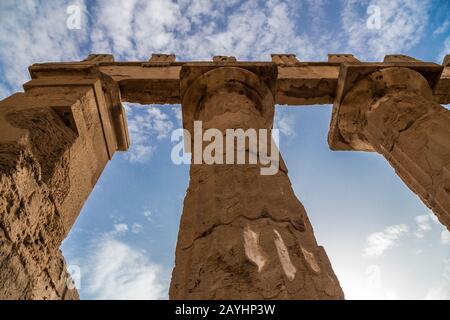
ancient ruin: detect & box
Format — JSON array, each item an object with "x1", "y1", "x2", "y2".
[{"x1": 0, "y1": 53, "x2": 449, "y2": 299}]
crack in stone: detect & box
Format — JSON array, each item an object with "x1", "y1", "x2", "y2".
[{"x1": 181, "y1": 214, "x2": 304, "y2": 250}]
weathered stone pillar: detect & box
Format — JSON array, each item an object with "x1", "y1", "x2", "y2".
[
  {"x1": 329, "y1": 65, "x2": 450, "y2": 230},
  {"x1": 0, "y1": 57, "x2": 129, "y2": 299},
  {"x1": 170, "y1": 63, "x2": 344, "y2": 299}
]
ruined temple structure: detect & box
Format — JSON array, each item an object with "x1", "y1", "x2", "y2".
[{"x1": 0, "y1": 52, "x2": 449, "y2": 299}]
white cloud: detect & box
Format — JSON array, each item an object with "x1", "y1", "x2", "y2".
[
  {"x1": 88, "y1": 0, "x2": 333, "y2": 61},
  {"x1": 364, "y1": 224, "x2": 409, "y2": 257},
  {"x1": 123, "y1": 104, "x2": 175, "y2": 163},
  {"x1": 441, "y1": 230, "x2": 450, "y2": 245},
  {"x1": 414, "y1": 212, "x2": 450, "y2": 244},
  {"x1": 340, "y1": 263, "x2": 399, "y2": 299},
  {"x1": 274, "y1": 108, "x2": 296, "y2": 137},
  {"x1": 341, "y1": 0, "x2": 430, "y2": 60},
  {"x1": 438, "y1": 36, "x2": 450, "y2": 63},
  {"x1": 173, "y1": 106, "x2": 182, "y2": 125},
  {"x1": 85, "y1": 238, "x2": 167, "y2": 299},
  {"x1": 433, "y1": 20, "x2": 449, "y2": 36},
  {"x1": 144, "y1": 210, "x2": 152, "y2": 217},
  {"x1": 132, "y1": 223, "x2": 143, "y2": 234},
  {"x1": 143, "y1": 210, "x2": 153, "y2": 221},
  {"x1": 113, "y1": 223, "x2": 128, "y2": 234},
  {"x1": 0, "y1": 0, "x2": 88, "y2": 92},
  {"x1": 90, "y1": 0, "x2": 138, "y2": 58},
  {"x1": 414, "y1": 214, "x2": 433, "y2": 238}
]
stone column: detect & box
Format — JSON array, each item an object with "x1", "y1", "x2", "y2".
[
  {"x1": 169, "y1": 64, "x2": 343, "y2": 299},
  {"x1": 0, "y1": 61, "x2": 129, "y2": 299},
  {"x1": 329, "y1": 66, "x2": 450, "y2": 230}
]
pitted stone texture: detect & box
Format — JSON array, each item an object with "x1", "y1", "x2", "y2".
[
  {"x1": 334, "y1": 67, "x2": 450, "y2": 230},
  {"x1": 1, "y1": 86, "x2": 111, "y2": 233},
  {"x1": 0, "y1": 81, "x2": 122, "y2": 299},
  {"x1": 0, "y1": 143, "x2": 78, "y2": 299},
  {"x1": 365, "y1": 93, "x2": 450, "y2": 230},
  {"x1": 170, "y1": 67, "x2": 343, "y2": 300}
]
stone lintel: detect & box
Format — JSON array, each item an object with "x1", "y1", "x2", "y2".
[
  {"x1": 180, "y1": 62, "x2": 277, "y2": 98},
  {"x1": 28, "y1": 55, "x2": 450, "y2": 105},
  {"x1": 328, "y1": 62, "x2": 444, "y2": 151},
  {"x1": 276, "y1": 63, "x2": 340, "y2": 105}
]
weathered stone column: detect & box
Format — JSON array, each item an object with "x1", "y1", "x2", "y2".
[
  {"x1": 329, "y1": 64, "x2": 450, "y2": 230},
  {"x1": 0, "y1": 56, "x2": 129, "y2": 299},
  {"x1": 170, "y1": 63, "x2": 343, "y2": 299}
]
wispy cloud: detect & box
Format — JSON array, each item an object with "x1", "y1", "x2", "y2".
[
  {"x1": 0, "y1": 0, "x2": 88, "y2": 93},
  {"x1": 433, "y1": 20, "x2": 449, "y2": 36},
  {"x1": 123, "y1": 104, "x2": 175, "y2": 163},
  {"x1": 441, "y1": 230, "x2": 450, "y2": 245},
  {"x1": 131, "y1": 223, "x2": 143, "y2": 234},
  {"x1": 341, "y1": 0, "x2": 430, "y2": 60},
  {"x1": 143, "y1": 210, "x2": 153, "y2": 221},
  {"x1": 274, "y1": 108, "x2": 296, "y2": 137},
  {"x1": 112, "y1": 223, "x2": 129, "y2": 235},
  {"x1": 364, "y1": 224, "x2": 409, "y2": 257},
  {"x1": 439, "y1": 36, "x2": 450, "y2": 62},
  {"x1": 85, "y1": 238, "x2": 167, "y2": 299},
  {"x1": 414, "y1": 214, "x2": 433, "y2": 238},
  {"x1": 433, "y1": 20, "x2": 450, "y2": 36}
]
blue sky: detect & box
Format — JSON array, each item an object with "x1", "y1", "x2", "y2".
[{"x1": 0, "y1": 0, "x2": 449, "y2": 299}]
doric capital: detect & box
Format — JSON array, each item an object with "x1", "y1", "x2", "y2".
[
  {"x1": 180, "y1": 63, "x2": 277, "y2": 135},
  {"x1": 328, "y1": 63, "x2": 443, "y2": 151}
]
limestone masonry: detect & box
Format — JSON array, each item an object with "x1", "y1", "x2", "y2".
[{"x1": 0, "y1": 53, "x2": 449, "y2": 299}]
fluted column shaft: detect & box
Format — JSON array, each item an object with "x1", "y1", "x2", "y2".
[
  {"x1": 170, "y1": 66, "x2": 343, "y2": 299},
  {"x1": 333, "y1": 67, "x2": 450, "y2": 230}
]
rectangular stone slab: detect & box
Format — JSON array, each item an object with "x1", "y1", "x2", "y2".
[{"x1": 28, "y1": 60, "x2": 450, "y2": 106}]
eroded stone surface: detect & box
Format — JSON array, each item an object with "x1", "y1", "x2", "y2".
[
  {"x1": 170, "y1": 66, "x2": 344, "y2": 300},
  {"x1": 0, "y1": 73, "x2": 127, "y2": 299},
  {"x1": 330, "y1": 67, "x2": 450, "y2": 230},
  {"x1": 0, "y1": 122, "x2": 78, "y2": 299}
]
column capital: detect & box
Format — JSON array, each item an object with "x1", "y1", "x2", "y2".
[
  {"x1": 180, "y1": 63, "x2": 277, "y2": 135},
  {"x1": 328, "y1": 62, "x2": 443, "y2": 151}
]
